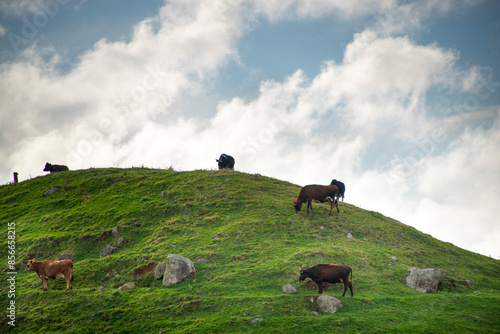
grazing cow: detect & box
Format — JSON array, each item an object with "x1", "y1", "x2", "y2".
[
  {"x1": 299, "y1": 264, "x2": 353, "y2": 296},
  {"x1": 216, "y1": 154, "x2": 235, "y2": 170},
  {"x1": 330, "y1": 179, "x2": 346, "y2": 201},
  {"x1": 293, "y1": 184, "x2": 339, "y2": 215},
  {"x1": 25, "y1": 259, "x2": 74, "y2": 291},
  {"x1": 43, "y1": 162, "x2": 69, "y2": 173}
]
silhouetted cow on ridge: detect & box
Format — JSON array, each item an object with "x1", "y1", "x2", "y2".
[{"x1": 43, "y1": 162, "x2": 69, "y2": 173}]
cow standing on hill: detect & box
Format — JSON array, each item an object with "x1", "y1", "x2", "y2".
[
  {"x1": 216, "y1": 154, "x2": 235, "y2": 170},
  {"x1": 299, "y1": 264, "x2": 353, "y2": 296},
  {"x1": 25, "y1": 259, "x2": 74, "y2": 291},
  {"x1": 43, "y1": 162, "x2": 69, "y2": 173},
  {"x1": 293, "y1": 184, "x2": 339, "y2": 215},
  {"x1": 330, "y1": 179, "x2": 345, "y2": 202}
]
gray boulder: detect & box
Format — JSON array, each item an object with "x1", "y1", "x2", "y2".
[
  {"x1": 154, "y1": 263, "x2": 167, "y2": 280},
  {"x1": 43, "y1": 187, "x2": 61, "y2": 196},
  {"x1": 406, "y1": 268, "x2": 447, "y2": 293},
  {"x1": 317, "y1": 295, "x2": 343, "y2": 314},
  {"x1": 282, "y1": 284, "x2": 296, "y2": 294},
  {"x1": 100, "y1": 245, "x2": 116, "y2": 258},
  {"x1": 162, "y1": 254, "x2": 196, "y2": 286}
]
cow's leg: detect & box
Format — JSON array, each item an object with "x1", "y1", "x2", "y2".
[
  {"x1": 42, "y1": 277, "x2": 48, "y2": 291},
  {"x1": 315, "y1": 280, "x2": 323, "y2": 294},
  {"x1": 347, "y1": 280, "x2": 353, "y2": 297},
  {"x1": 329, "y1": 200, "x2": 334, "y2": 215},
  {"x1": 335, "y1": 198, "x2": 339, "y2": 213},
  {"x1": 342, "y1": 282, "x2": 348, "y2": 297},
  {"x1": 307, "y1": 201, "x2": 311, "y2": 215}
]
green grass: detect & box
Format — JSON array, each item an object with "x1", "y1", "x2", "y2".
[{"x1": 1, "y1": 168, "x2": 499, "y2": 333}]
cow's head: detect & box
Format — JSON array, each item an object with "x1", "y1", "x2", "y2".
[
  {"x1": 43, "y1": 163, "x2": 51, "y2": 171},
  {"x1": 299, "y1": 269, "x2": 310, "y2": 281},
  {"x1": 25, "y1": 259, "x2": 35, "y2": 272},
  {"x1": 293, "y1": 199, "x2": 302, "y2": 213}
]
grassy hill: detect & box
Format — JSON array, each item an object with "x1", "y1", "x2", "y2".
[{"x1": 1, "y1": 168, "x2": 499, "y2": 333}]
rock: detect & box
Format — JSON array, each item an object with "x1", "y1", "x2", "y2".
[
  {"x1": 43, "y1": 187, "x2": 61, "y2": 196},
  {"x1": 162, "y1": 254, "x2": 196, "y2": 287},
  {"x1": 406, "y1": 268, "x2": 447, "y2": 293},
  {"x1": 117, "y1": 237, "x2": 124, "y2": 248},
  {"x1": 100, "y1": 245, "x2": 116, "y2": 258},
  {"x1": 98, "y1": 286, "x2": 106, "y2": 292},
  {"x1": 112, "y1": 227, "x2": 119, "y2": 237},
  {"x1": 196, "y1": 258, "x2": 208, "y2": 263},
  {"x1": 250, "y1": 317, "x2": 263, "y2": 323},
  {"x1": 346, "y1": 232, "x2": 353, "y2": 238},
  {"x1": 317, "y1": 295, "x2": 343, "y2": 314},
  {"x1": 55, "y1": 253, "x2": 69, "y2": 261},
  {"x1": 311, "y1": 311, "x2": 319, "y2": 316},
  {"x1": 236, "y1": 233, "x2": 243, "y2": 237},
  {"x1": 154, "y1": 263, "x2": 167, "y2": 280},
  {"x1": 391, "y1": 256, "x2": 398, "y2": 261},
  {"x1": 282, "y1": 284, "x2": 296, "y2": 294},
  {"x1": 119, "y1": 282, "x2": 135, "y2": 290},
  {"x1": 398, "y1": 232, "x2": 405, "y2": 238}
]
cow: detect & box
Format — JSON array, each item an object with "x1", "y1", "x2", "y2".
[
  {"x1": 43, "y1": 162, "x2": 69, "y2": 173},
  {"x1": 25, "y1": 258, "x2": 74, "y2": 291},
  {"x1": 216, "y1": 154, "x2": 235, "y2": 170},
  {"x1": 299, "y1": 264, "x2": 353, "y2": 296},
  {"x1": 293, "y1": 184, "x2": 339, "y2": 215},
  {"x1": 330, "y1": 179, "x2": 346, "y2": 201}
]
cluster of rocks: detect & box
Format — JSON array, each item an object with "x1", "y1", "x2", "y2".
[
  {"x1": 282, "y1": 283, "x2": 343, "y2": 314},
  {"x1": 99, "y1": 226, "x2": 125, "y2": 258}
]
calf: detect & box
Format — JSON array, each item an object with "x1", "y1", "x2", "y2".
[
  {"x1": 293, "y1": 184, "x2": 339, "y2": 215},
  {"x1": 299, "y1": 264, "x2": 353, "y2": 296},
  {"x1": 43, "y1": 162, "x2": 69, "y2": 173},
  {"x1": 216, "y1": 154, "x2": 235, "y2": 170},
  {"x1": 330, "y1": 179, "x2": 345, "y2": 202},
  {"x1": 25, "y1": 258, "x2": 74, "y2": 291}
]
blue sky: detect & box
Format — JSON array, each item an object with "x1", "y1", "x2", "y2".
[{"x1": 1, "y1": 0, "x2": 499, "y2": 259}]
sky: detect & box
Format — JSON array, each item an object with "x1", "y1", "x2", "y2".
[{"x1": 0, "y1": 0, "x2": 499, "y2": 259}]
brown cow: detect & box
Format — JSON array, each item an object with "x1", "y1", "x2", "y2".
[
  {"x1": 293, "y1": 184, "x2": 339, "y2": 215},
  {"x1": 25, "y1": 258, "x2": 74, "y2": 291},
  {"x1": 299, "y1": 264, "x2": 353, "y2": 296}
]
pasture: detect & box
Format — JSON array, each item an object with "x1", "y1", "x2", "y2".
[{"x1": 1, "y1": 168, "x2": 499, "y2": 333}]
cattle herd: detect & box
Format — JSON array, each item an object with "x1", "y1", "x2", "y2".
[{"x1": 31, "y1": 156, "x2": 352, "y2": 296}]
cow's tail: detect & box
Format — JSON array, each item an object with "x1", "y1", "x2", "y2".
[
  {"x1": 350, "y1": 267, "x2": 353, "y2": 282},
  {"x1": 70, "y1": 262, "x2": 74, "y2": 282}
]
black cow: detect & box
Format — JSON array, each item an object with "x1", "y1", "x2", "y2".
[
  {"x1": 216, "y1": 154, "x2": 235, "y2": 170},
  {"x1": 43, "y1": 162, "x2": 69, "y2": 173},
  {"x1": 299, "y1": 264, "x2": 353, "y2": 296},
  {"x1": 330, "y1": 179, "x2": 345, "y2": 201}
]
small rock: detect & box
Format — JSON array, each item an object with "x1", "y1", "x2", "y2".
[
  {"x1": 213, "y1": 236, "x2": 220, "y2": 240},
  {"x1": 43, "y1": 186, "x2": 61, "y2": 196},
  {"x1": 236, "y1": 233, "x2": 243, "y2": 237},
  {"x1": 161, "y1": 191, "x2": 165, "y2": 197},
  {"x1": 117, "y1": 237, "x2": 124, "y2": 247},
  {"x1": 282, "y1": 284, "x2": 296, "y2": 294},
  {"x1": 98, "y1": 286, "x2": 106, "y2": 292},
  {"x1": 320, "y1": 226, "x2": 324, "y2": 230},
  {"x1": 307, "y1": 296, "x2": 315, "y2": 303},
  {"x1": 453, "y1": 296, "x2": 460, "y2": 301},
  {"x1": 473, "y1": 291, "x2": 480, "y2": 294},
  {"x1": 196, "y1": 258, "x2": 208, "y2": 263},
  {"x1": 317, "y1": 295, "x2": 343, "y2": 314},
  {"x1": 399, "y1": 232, "x2": 405, "y2": 238},
  {"x1": 363, "y1": 238, "x2": 368, "y2": 241},
  {"x1": 346, "y1": 232, "x2": 353, "y2": 238},
  {"x1": 311, "y1": 311, "x2": 319, "y2": 316},
  {"x1": 154, "y1": 263, "x2": 167, "y2": 280},
  {"x1": 100, "y1": 245, "x2": 116, "y2": 258},
  {"x1": 112, "y1": 227, "x2": 119, "y2": 237},
  {"x1": 32, "y1": 282, "x2": 42, "y2": 288},
  {"x1": 250, "y1": 317, "x2": 263, "y2": 323},
  {"x1": 391, "y1": 256, "x2": 398, "y2": 261},
  {"x1": 119, "y1": 282, "x2": 135, "y2": 291}
]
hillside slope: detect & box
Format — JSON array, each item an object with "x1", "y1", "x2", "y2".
[{"x1": 1, "y1": 168, "x2": 499, "y2": 333}]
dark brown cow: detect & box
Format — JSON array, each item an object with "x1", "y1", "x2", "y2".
[
  {"x1": 293, "y1": 184, "x2": 339, "y2": 215},
  {"x1": 25, "y1": 258, "x2": 74, "y2": 291},
  {"x1": 299, "y1": 264, "x2": 353, "y2": 296}
]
